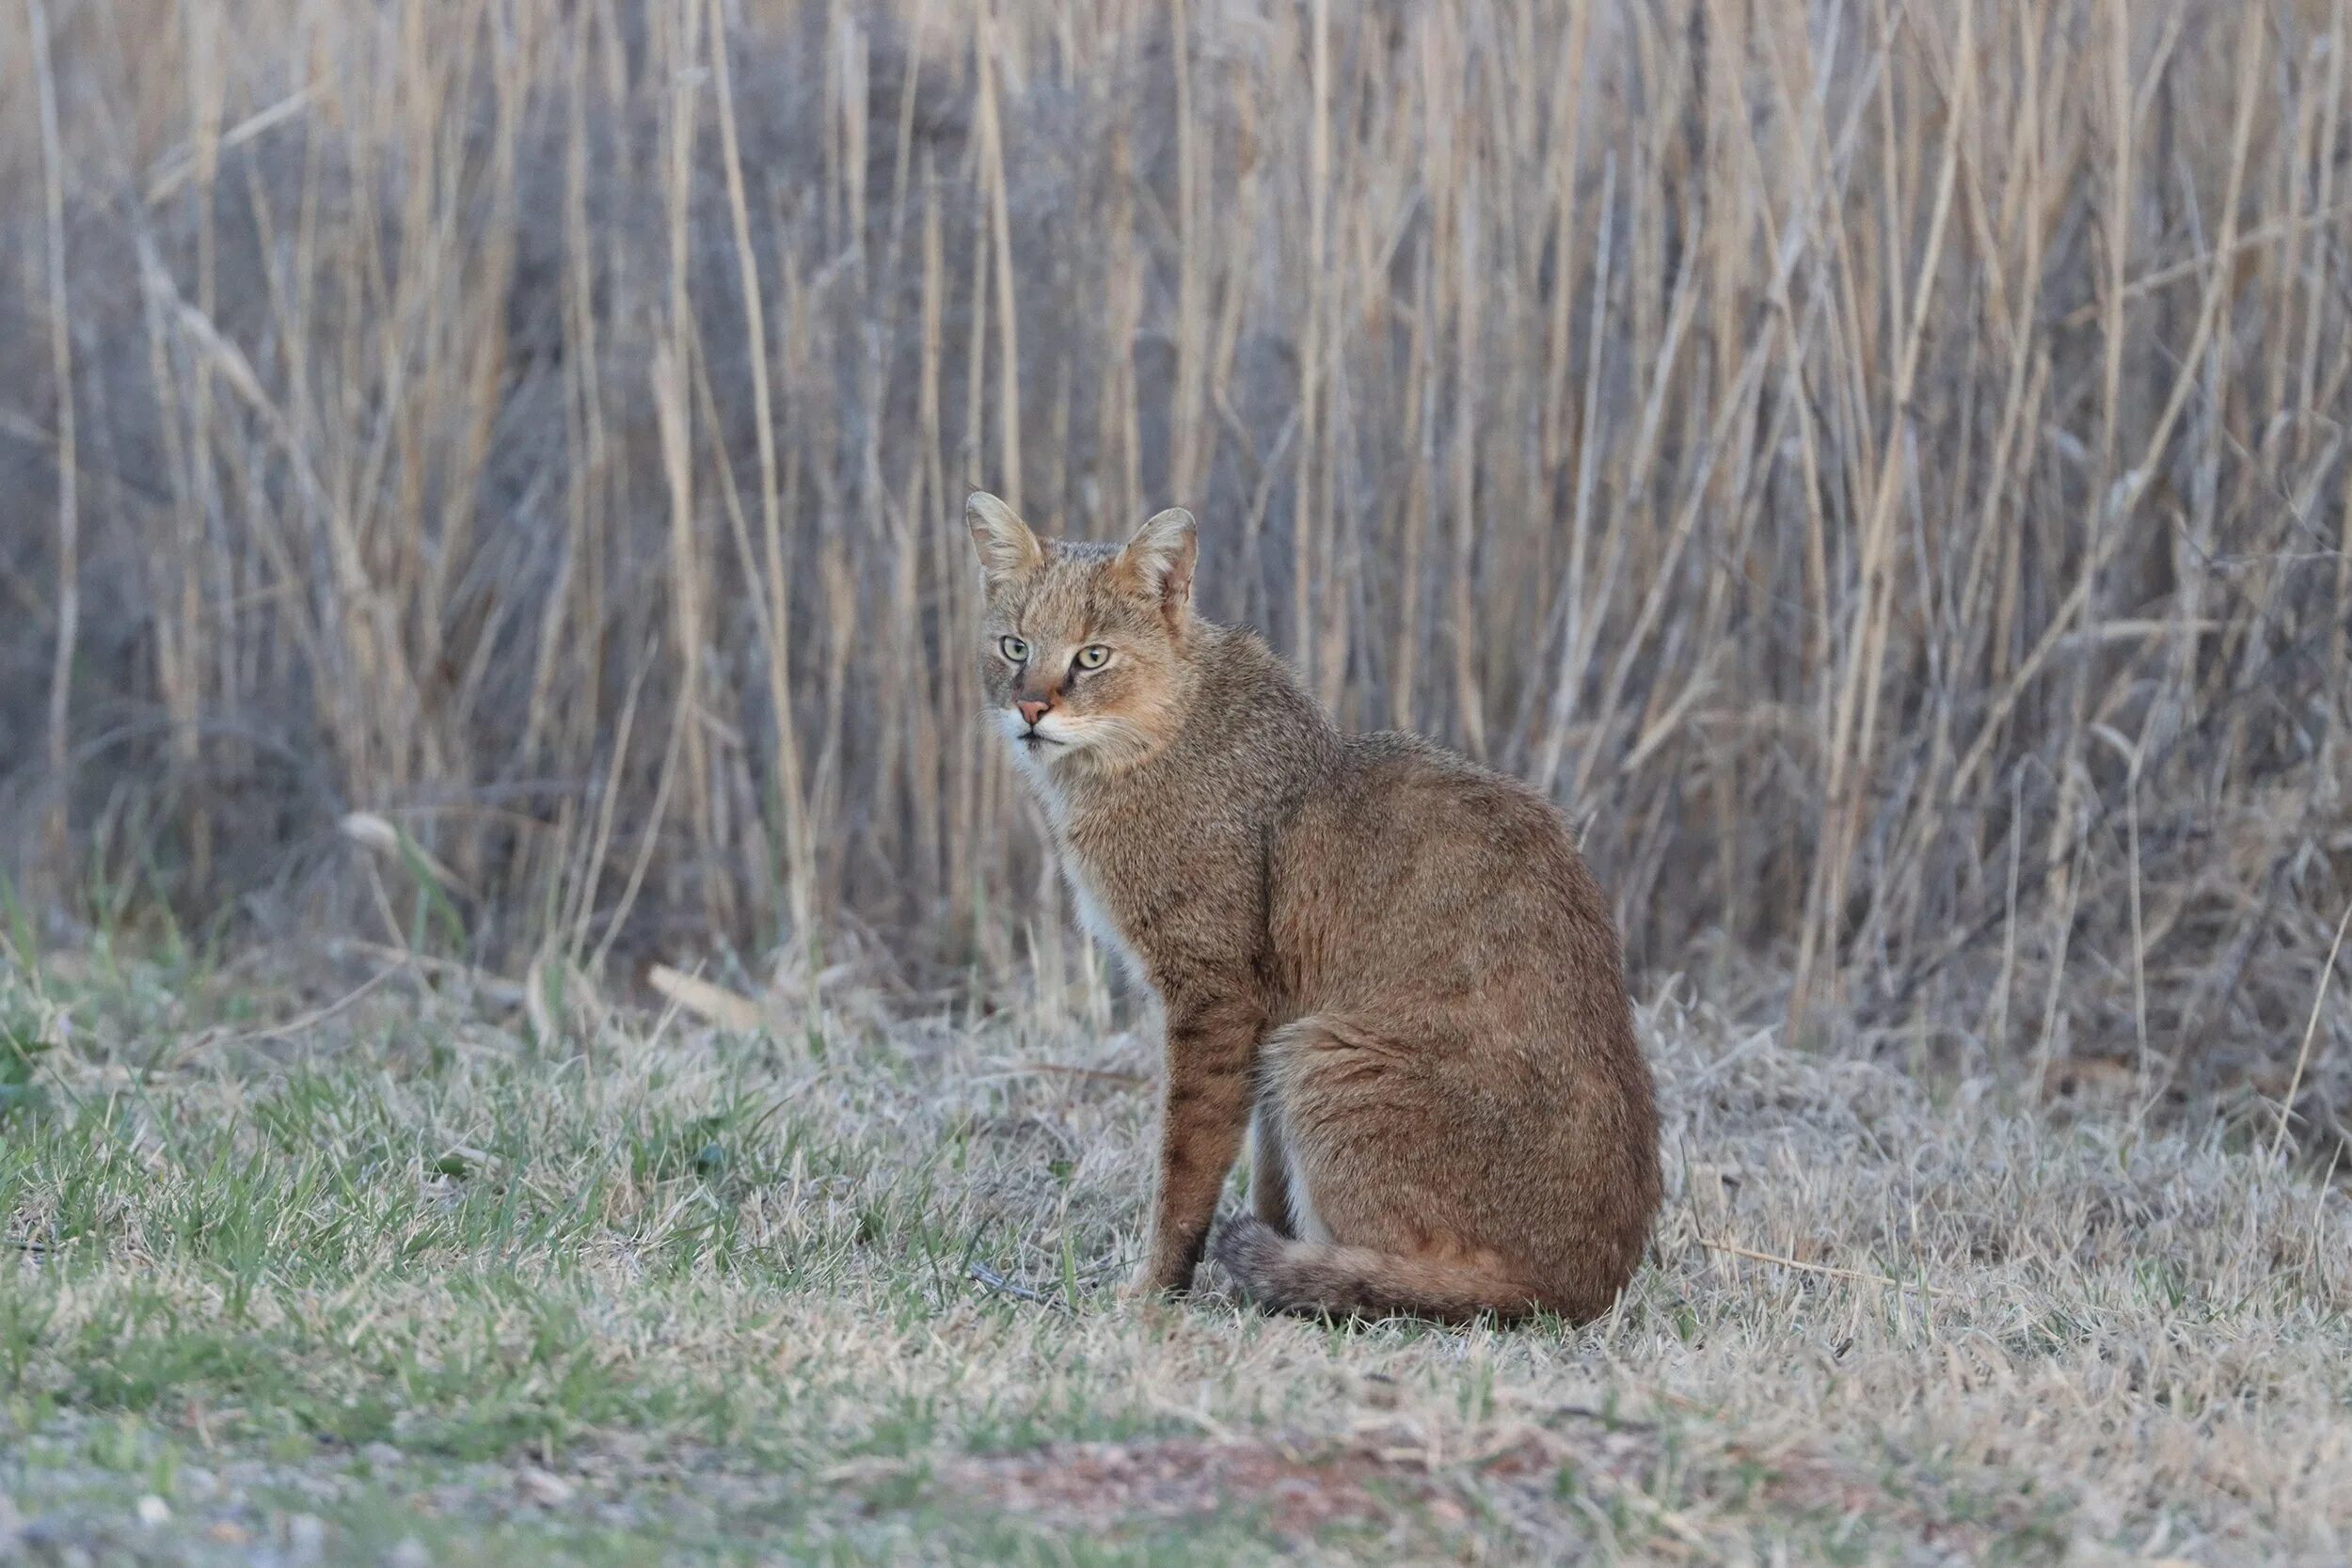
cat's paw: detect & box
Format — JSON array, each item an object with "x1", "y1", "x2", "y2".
[{"x1": 1122, "y1": 1263, "x2": 1191, "y2": 1303}]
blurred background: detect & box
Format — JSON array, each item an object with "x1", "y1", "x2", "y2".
[{"x1": 1, "y1": 0, "x2": 2345, "y2": 1103}]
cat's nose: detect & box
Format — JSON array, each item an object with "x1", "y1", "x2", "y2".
[{"x1": 1016, "y1": 698, "x2": 1053, "y2": 728}]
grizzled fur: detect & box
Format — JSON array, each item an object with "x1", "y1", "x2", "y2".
[{"x1": 967, "y1": 492, "x2": 1660, "y2": 1323}]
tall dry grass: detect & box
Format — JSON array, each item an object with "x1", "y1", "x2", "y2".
[{"x1": 1, "y1": 0, "x2": 2346, "y2": 1104}]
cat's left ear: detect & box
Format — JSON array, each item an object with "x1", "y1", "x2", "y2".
[{"x1": 1117, "y1": 507, "x2": 1197, "y2": 622}]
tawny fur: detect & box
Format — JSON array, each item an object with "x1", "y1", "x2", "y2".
[{"x1": 967, "y1": 492, "x2": 1661, "y2": 1323}]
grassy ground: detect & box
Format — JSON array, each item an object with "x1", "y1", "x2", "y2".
[{"x1": 1, "y1": 942, "x2": 2346, "y2": 1567}]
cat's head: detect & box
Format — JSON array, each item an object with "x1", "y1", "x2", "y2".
[{"x1": 964, "y1": 492, "x2": 1199, "y2": 776}]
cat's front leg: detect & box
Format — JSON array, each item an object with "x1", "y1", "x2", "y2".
[{"x1": 1134, "y1": 990, "x2": 1263, "y2": 1294}]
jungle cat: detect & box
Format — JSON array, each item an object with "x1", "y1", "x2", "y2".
[{"x1": 966, "y1": 491, "x2": 1660, "y2": 1322}]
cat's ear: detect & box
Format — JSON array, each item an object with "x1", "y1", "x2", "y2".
[
  {"x1": 966, "y1": 492, "x2": 1042, "y2": 588},
  {"x1": 1117, "y1": 507, "x2": 1197, "y2": 621}
]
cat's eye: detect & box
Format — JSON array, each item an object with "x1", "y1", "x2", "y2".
[
  {"x1": 999, "y1": 635, "x2": 1030, "y2": 662},
  {"x1": 1073, "y1": 644, "x2": 1112, "y2": 671}
]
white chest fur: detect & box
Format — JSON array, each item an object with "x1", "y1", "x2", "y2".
[
  {"x1": 1009, "y1": 738, "x2": 1152, "y2": 993},
  {"x1": 1064, "y1": 857, "x2": 1149, "y2": 992}
]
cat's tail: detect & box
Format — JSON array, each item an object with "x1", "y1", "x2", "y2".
[{"x1": 1211, "y1": 1216, "x2": 1586, "y2": 1324}]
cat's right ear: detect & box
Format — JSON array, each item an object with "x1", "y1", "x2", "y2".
[{"x1": 966, "y1": 492, "x2": 1043, "y2": 589}]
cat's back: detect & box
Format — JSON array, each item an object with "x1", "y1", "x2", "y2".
[
  {"x1": 1295, "y1": 728, "x2": 1602, "y2": 906},
  {"x1": 1270, "y1": 728, "x2": 1628, "y2": 1020}
]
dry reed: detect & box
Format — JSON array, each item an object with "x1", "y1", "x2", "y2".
[{"x1": 0, "y1": 0, "x2": 2346, "y2": 1122}]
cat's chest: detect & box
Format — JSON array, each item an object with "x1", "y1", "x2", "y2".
[
  {"x1": 1034, "y1": 779, "x2": 1210, "y2": 995},
  {"x1": 1062, "y1": 857, "x2": 1150, "y2": 992},
  {"x1": 1054, "y1": 808, "x2": 1191, "y2": 994}
]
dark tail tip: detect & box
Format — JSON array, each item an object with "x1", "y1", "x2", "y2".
[{"x1": 1210, "y1": 1214, "x2": 1293, "y2": 1299}]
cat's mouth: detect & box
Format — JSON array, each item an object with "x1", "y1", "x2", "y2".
[{"x1": 999, "y1": 708, "x2": 1076, "y2": 752}]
